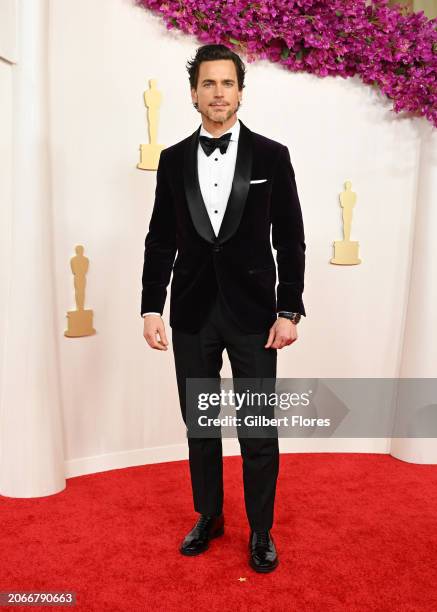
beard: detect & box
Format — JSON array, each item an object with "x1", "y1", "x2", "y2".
[{"x1": 199, "y1": 101, "x2": 240, "y2": 125}]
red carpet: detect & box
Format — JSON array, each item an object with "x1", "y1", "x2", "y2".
[{"x1": 1, "y1": 453, "x2": 437, "y2": 611}]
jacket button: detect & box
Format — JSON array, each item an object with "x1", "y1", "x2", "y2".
[{"x1": 212, "y1": 245, "x2": 222, "y2": 252}]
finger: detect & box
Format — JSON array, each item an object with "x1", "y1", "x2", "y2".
[
  {"x1": 291, "y1": 329, "x2": 298, "y2": 343},
  {"x1": 265, "y1": 328, "x2": 275, "y2": 348},
  {"x1": 144, "y1": 334, "x2": 160, "y2": 349},
  {"x1": 145, "y1": 331, "x2": 167, "y2": 350},
  {"x1": 154, "y1": 329, "x2": 168, "y2": 350},
  {"x1": 158, "y1": 326, "x2": 169, "y2": 347},
  {"x1": 275, "y1": 336, "x2": 288, "y2": 349}
]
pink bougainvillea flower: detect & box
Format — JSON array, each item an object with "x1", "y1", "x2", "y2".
[{"x1": 135, "y1": 0, "x2": 437, "y2": 128}]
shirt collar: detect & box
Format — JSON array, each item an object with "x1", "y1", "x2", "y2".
[{"x1": 199, "y1": 117, "x2": 240, "y2": 142}]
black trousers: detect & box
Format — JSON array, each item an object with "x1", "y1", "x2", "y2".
[{"x1": 171, "y1": 291, "x2": 279, "y2": 531}]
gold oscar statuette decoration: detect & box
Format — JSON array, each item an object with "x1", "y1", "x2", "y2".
[
  {"x1": 330, "y1": 180, "x2": 362, "y2": 265},
  {"x1": 64, "y1": 245, "x2": 96, "y2": 337},
  {"x1": 137, "y1": 78, "x2": 165, "y2": 170}
]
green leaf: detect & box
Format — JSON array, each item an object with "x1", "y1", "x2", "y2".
[
  {"x1": 229, "y1": 37, "x2": 240, "y2": 45},
  {"x1": 281, "y1": 47, "x2": 290, "y2": 60}
]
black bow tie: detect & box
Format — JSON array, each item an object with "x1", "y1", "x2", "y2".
[{"x1": 199, "y1": 133, "x2": 232, "y2": 156}]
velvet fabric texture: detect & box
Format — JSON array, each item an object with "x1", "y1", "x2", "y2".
[{"x1": 141, "y1": 119, "x2": 306, "y2": 333}]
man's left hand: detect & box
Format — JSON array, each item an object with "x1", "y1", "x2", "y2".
[{"x1": 265, "y1": 318, "x2": 298, "y2": 350}]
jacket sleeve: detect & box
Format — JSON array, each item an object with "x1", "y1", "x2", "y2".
[
  {"x1": 140, "y1": 149, "x2": 177, "y2": 316},
  {"x1": 271, "y1": 145, "x2": 306, "y2": 316}
]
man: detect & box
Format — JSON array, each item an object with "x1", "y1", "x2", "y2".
[{"x1": 141, "y1": 44, "x2": 306, "y2": 573}]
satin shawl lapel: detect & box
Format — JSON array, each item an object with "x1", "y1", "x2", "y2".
[{"x1": 183, "y1": 119, "x2": 253, "y2": 245}]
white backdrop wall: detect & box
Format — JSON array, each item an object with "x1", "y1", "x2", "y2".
[
  {"x1": 1, "y1": 0, "x2": 436, "y2": 494},
  {"x1": 0, "y1": 58, "x2": 13, "y2": 413},
  {"x1": 45, "y1": 0, "x2": 436, "y2": 459},
  {"x1": 0, "y1": 1, "x2": 16, "y2": 448}
]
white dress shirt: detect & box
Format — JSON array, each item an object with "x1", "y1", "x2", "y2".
[
  {"x1": 142, "y1": 119, "x2": 240, "y2": 318},
  {"x1": 197, "y1": 118, "x2": 240, "y2": 237}
]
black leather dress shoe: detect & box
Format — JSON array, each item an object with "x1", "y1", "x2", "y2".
[
  {"x1": 249, "y1": 530, "x2": 279, "y2": 573},
  {"x1": 179, "y1": 513, "x2": 225, "y2": 556}
]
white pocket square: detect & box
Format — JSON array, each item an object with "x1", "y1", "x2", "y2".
[{"x1": 250, "y1": 179, "x2": 268, "y2": 184}]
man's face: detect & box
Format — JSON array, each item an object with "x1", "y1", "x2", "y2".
[{"x1": 191, "y1": 59, "x2": 242, "y2": 124}]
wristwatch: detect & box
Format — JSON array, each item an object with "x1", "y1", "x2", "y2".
[{"x1": 277, "y1": 311, "x2": 301, "y2": 324}]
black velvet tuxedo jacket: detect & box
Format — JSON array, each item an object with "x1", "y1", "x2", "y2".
[{"x1": 141, "y1": 119, "x2": 306, "y2": 334}]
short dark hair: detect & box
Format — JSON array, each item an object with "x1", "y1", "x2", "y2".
[{"x1": 186, "y1": 44, "x2": 246, "y2": 91}]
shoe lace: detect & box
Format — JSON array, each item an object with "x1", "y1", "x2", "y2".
[
  {"x1": 254, "y1": 530, "x2": 270, "y2": 548},
  {"x1": 197, "y1": 514, "x2": 212, "y2": 530}
]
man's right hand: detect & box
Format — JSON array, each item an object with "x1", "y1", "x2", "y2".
[{"x1": 143, "y1": 314, "x2": 169, "y2": 350}]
